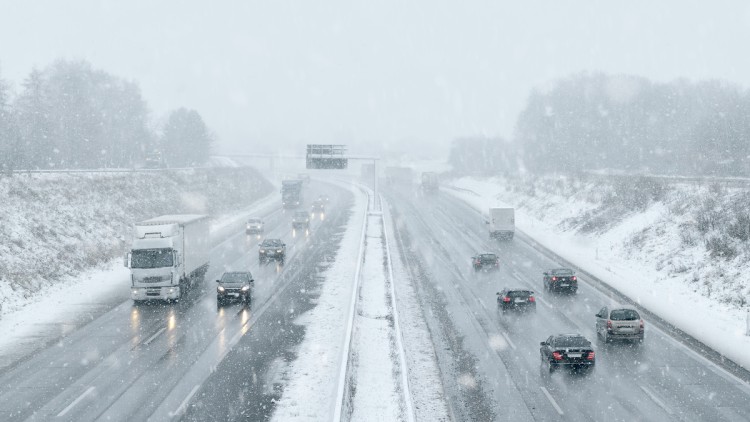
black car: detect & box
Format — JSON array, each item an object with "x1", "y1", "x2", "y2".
[
  {"x1": 259, "y1": 238, "x2": 286, "y2": 264},
  {"x1": 497, "y1": 289, "x2": 536, "y2": 312},
  {"x1": 216, "y1": 271, "x2": 253, "y2": 305},
  {"x1": 472, "y1": 253, "x2": 499, "y2": 271},
  {"x1": 540, "y1": 334, "x2": 595, "y2": 373},
  {"x1": 543, "y1": 268, "x2": 578, "y2": 293}
]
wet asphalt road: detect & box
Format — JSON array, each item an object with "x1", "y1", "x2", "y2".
[
  {"x1": 0, "y1": 182, "x2": 351, "y2": 422},
  {"x1": 386, "y1": 187, "x2": 750, "y2": 422}
]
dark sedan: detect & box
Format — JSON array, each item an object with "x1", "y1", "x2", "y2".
[
  {"x1": 472, "y1": 253, "x2": 500, "y2": 272},
  {"x1": 540, "y1": 334, "x2": 595, "y2": 374},
  {"x1": 497, "y1": 289, "x2": 536, "y2": 313}
]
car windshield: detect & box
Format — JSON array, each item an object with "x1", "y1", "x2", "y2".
[
  {"x1": 480, "y1": 254, "x2": 497, "y2": 260},
  {"x1": 553, "y1": 337, "x2": 590, "y2": 348},
  {"x1": 131, "y1": 249, "x2": 173, "y2": 269},
  {"x1": 248, "y1": 219, "x2": 261, "y2": 224},
  {"x1": 262, "y1": 240, "x2": 283, "y2": 247},
  {"x1": 295, "y1": 212, "x2": 308, "y2": 218},
  {"x1": 507, "y1": 290, "x2": 532, "y2": 298},
  {"x1": 610, "y1": 309, "x2": 640, "y2": 321},
  {"x1": 221, "y1": 273, "x2": 250, "y2": 283}
]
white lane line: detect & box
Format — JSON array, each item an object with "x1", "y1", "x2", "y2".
[
  {"x1": 142, "y1": 327, "x2": 167, "y2": 346},
  {"x1": 539, "y1": 386, "x2": 564, "y2": 416},
  {"x1": 501, "y1": 332, "x2": 517, "y2": 350},
  {"x1": 56, "y1": 386, "x2": 95, "y2": 417},
  {"x1": 639, "y1": 385, "x2": 673, "y2": 415},
  {"x1": 170, "y1": 384, "x2": 201, "y2": 418},
  {"x1": 535, "y1": 296, "x2": 552, "y2": 308}
]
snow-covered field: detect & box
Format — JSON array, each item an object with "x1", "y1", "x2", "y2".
[
  {"x1": 0, "y1": 168, "x2": 272, "y2": 316},
  {"x1": 446, "y1": 175, "x2": 750, "y2": 372}
]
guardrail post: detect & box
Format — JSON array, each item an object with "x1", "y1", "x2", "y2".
[{"x1": 746, "y1": 310, "x2": 750, "y2": 336}]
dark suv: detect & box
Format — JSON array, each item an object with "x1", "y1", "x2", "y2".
[
  {"x1": 216, "y1": 271, "x2": 253, "y2": 305},
  {"x1": 497, "y1": 289, "x2": 536, "y2": 313},
  {"x1": 540, "y1": 334, "x2": 595, "y2": 374},
  {"x1": 543, "y1": 268, "x2": 578, "y2": 293},
  {"x1": 472, "y1": 253, "x2": 499, "y2": 272},
  {"x1": 259, "y1": 238, "x2": 286, "y2": 264}
]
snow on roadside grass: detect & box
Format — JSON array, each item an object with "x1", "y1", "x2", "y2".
[
  {"x1": 0, "y1": 168, "x2": 272, "y2": 316},
  {"x1": 272, "y1": 185, "x2": 366, "y2": 421},
  {"x1": 445, "y1": 176, "x2": 750, "y2": 373}
]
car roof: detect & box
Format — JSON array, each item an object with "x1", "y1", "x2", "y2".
[
  {"x1": 222, "y1": 271, "x2": 251, "y2": 276},
  {"x1": 549, "y1": 268, "x2": 574, "y2": 274},
  {"x1": 503, "y1": 289, "x2": 533, "y2": 294},
  {"x1": 261, "y1": 238, "x2": 283, "y2": 244},
  {"x1": 479, "y1": 253, "x2": 497, "y2": 257}
]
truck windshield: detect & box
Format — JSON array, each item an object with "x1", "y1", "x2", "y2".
[{"x1": 131, "y1": 248, "x2": 174, "y2": 269}]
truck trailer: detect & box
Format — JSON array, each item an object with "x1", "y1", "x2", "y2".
[
  {"x1": 488, "y1": 208, "x2": 515, "y2": 240},
  {"x1": 127, "y1": 214, "x2": 210, "y2": 302},
  {"x1": 421, "y1": 172, "x2": 439, "y2": 193},
  {"x1": 281, "y1": 179, "x2": 304, "y2": 209}
]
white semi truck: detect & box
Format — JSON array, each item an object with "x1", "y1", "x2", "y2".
[
  {"x1": 488, "y1": 208, "x2": 515, "y2": 240},
  {"x1": 126, "y1": 214, "x2": 210, "y2": 302}
]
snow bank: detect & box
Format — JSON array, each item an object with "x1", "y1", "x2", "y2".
[
  {"x1": 445, "y1": 176, "x2": 750, "y2": 372},
  {"x1": 0, "y1": 168, "x2": 272, "y2": 316}
]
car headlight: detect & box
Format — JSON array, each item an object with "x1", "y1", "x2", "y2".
[
  {"x1": 241, "y1": 285, "x2": 250, "y2": 291},
  {"x1": 132, "y1": 289, "x2": 138, "y2": 295},
  {"x1": 276, "y1": 249, "x2": 282, "y2": 253},
  {"x1": 217, "y1": 286, "x2": 225, "y2": 292},
  {"x1": 260, "y1": 249, "x2": 266, "y2": 253}
]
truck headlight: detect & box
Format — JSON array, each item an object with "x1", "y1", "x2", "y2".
[
  {"x1": 217, "y1": 286, "x2": 225, "y2": 292},
  {"x1": 132, "y1": 289, "x2": 138, "y2": 295},
  {"x1": 241, "y1": 285, "x2": 250, "y2": 291},
  {"x1": 276, "y1": 249, "x2": 282, "y2": 253}
]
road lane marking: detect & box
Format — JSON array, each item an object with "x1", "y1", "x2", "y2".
[
  {"x1": 501, "y1": 332, "x2": 517, "y2": 350},
  {"x1": 640, "y1": 385, "x2": 673, "y2": 415},
  {"x1": 540, "y1": 386, "x2": 564, "y2": 416},
  {"x1": 142, "y1": 327, "x2": 166, "y2": 346},
  {"x1": 57, "y1": 386, "x2": 95, "y2": 417},
  {"x1": 170, "y1": 384, "x2": 201, "y2": 418},
  {"x1": 535, "y1": 296, "x2": 552, "y2": 308}
]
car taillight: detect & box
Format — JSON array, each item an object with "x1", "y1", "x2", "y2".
[
  {"x1": 607, "y1": 320, "x2": 612, "y2": 330},
  {"x1": 529, "y1": 296, "x2": 535, "y2": 302},
  {"x1": 552, "y1": 276, "x2": 557, "y2": 281},
  {"x1": 640, "y1": 320, "x2": 644, "y2": 331},
  {"x1": 475, "y1": 259, "x2": 481, "y2": 264},
  {"x1": 503, "y1": 296, "x2": 511, "y2": 303},
  {"x1": 572, "y1": 276, "x2": 577, "y2": 281},
  {"x1": 587, "y1": 351, "x2": 595, "y2": 360},
  {"x1": 552, "y1": 352, "x2": 563, "y2": 361}
]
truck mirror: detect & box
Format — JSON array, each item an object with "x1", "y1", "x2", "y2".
[
  {"x1": 216, "y1": 280, "x2": 221, "y2": 283},
  {"x1": 540, "y1": 342, "x2": 546, "y2": 346},
  {"x1": 484, "y1": 220, "x2": 489, "y2": 225}
]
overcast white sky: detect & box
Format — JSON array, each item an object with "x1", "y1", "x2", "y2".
[{"x1": 1, "y1": 0, "x2": 750, "y2": 158}]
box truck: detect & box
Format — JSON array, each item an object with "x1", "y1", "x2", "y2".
[
  {"x1": 126, "y1": 214, "x2": 210, "y2": 302},
  {"x1": 488, "y1": 208, "x2": 515, "y2": 240}
]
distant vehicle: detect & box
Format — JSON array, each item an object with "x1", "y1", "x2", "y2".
[
  {"x1": 259, "y1": 238, "x2": 286, "y2": 264},
  {"x1": 487, "y1": 208, "x2": 514, "y2": 240},
  {"x1": 216, "y1": 271, "x2": 253, "y2": 305},
  {"x1": 595, "y1": 306, "x2": 644, "y2": 344},
  {"x1": 297, "y1": 173, "x2": 311, "y2": 183},
  {"x1": 311, "y1": 200, "x2": 325, "y2": 213},
  {"x1": 245, "y1": 218, "x2": 264, "y2": 235},
  {"x1": 292, "y1": 210, "x2": 310, "y2": 229},
  {"x1": 144, "y1": 151, "x2": 166, "y2": 169},
  {"x1": 385, "y1": 166, "x2": 414, "y2": 186},
  {"x1": 540, "y1": 334, "x2": 595, "y2": 373},
  {"x1": 281, "y1": 179, "x2": 304, "y2": 209},
  {"x1": 318, "y1": 194, "x2": 330, "y2": 204},
  {"x1": 497, "y1": 289, "x2": 536, "y2": 312},
  {"x1": 543, "y1": 268, "x2": 578, "y2": 293},
  {"x1": 126, "y1": 215, "x2": 210, "y2": 302},
  {"x1": 421, "y1": 172, "x2": 439, "y2": 193},
  {"x1": 472, "y1": 253, "x2": 499, "y2": 272}
]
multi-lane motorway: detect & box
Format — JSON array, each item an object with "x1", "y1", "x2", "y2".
[{"x1": 2, "y1": 178, "x2": 750, "y2": 421}]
